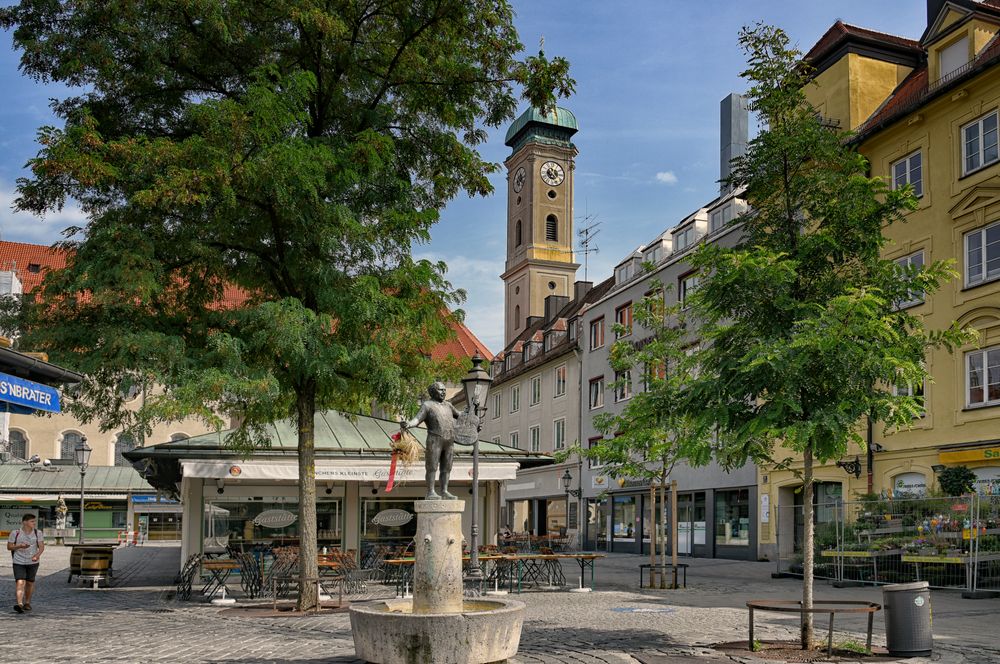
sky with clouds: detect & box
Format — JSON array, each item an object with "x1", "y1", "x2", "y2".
[{"x1": 1, "y1": 1, "x2": 930, "y2": 352}]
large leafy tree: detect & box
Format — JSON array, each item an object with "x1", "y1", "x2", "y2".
[
  {"x1": 568, "y1": 280, "x2": 713, "y2": 588},
  {"x1": 0, "y1": 1, "x2": 573, "y2": 610},
  {"x1": 688, "y1": 24, "x2": 972, "y2": 648}
]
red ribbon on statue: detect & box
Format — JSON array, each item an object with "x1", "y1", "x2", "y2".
[{"x1": 387, "y1": 431, "x2": 402, "y2": 493}]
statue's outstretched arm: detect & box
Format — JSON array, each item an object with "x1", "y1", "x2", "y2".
[{"x1": 402, "y1": 403, "x2": 428, "y2": 429}]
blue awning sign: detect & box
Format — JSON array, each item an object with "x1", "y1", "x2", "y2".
[{"x1": 0, "y1": 372, "x2": 61, "y2": 414}]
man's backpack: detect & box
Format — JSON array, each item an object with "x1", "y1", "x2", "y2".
[{"x1": 11, "y1": 529, "x2": 41, "y2": 559}]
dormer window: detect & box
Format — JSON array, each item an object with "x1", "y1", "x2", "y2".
[
  {"x1": 673, "y1": 225, "x2": 695, "y2": 252},
  {"x1": 709, "y1": 204, "x2": 734, "y2": 233},
  {"x1": 938, "y1": 35, "x2": 968, "y2": 82},
  {"x1": 643, "y1": 245, "x2": 663, "y2": 264},
  {"x1": 615, "y1": 262, "x2": 634, "y2": 284},
  {"x1": 27, "y1": 263, "x2": 41, "y2": 274}
]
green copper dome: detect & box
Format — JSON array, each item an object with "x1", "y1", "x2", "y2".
[{"x1": 504, "y1": 106, "x2": 578, "y2": 150}]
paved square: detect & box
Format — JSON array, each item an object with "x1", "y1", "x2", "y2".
[{"x1": 2, "y1": 545, "x2": 998, "y2": 664}]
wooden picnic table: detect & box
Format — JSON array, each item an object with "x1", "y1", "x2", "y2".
[{"x1": 201, "y1": 559, "x2": 241, "y2": 600}]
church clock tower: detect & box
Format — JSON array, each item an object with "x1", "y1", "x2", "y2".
[{"x1": 501, "y1": 106, "x2": 580, "y2": 346}]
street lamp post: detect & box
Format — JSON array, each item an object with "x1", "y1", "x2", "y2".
[
  {"x1": 74, "y1": 436, "x2": 92, "y2": 545},
  {"x1": 561, "y1": 469, "x2": 581, "y2": 539},
  {"x1": 461, "y1": 352, "x2": 492, "y2": 579}
]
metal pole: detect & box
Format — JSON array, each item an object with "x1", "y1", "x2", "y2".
[
  {"x1": 79, "y1": 468, "x2": 86, "y2": 545},
  {"x1": 468, "y1": 437, "x2": 482, "y2": 578}
]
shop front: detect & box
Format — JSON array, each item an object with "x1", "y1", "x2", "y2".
[
  {"x1": 0, "y1": 464, "x2": 157, "y2": 540},
  {"x1": 126, "y1": 410, "x2": 550, "y2": 568},
  {"x1": 501, "y1": 461, "x2": 580, "y2": 547},
  {"x1": 938, "y1": 443, "x2": 1000, "y2": 495},
  {"x1": 583, "y1": 484, "x2": 757, "y2": 559}
]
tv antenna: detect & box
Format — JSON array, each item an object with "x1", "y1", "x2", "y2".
[{"x1": 576, "y1": 214, "x2": 601, "y2": 282}]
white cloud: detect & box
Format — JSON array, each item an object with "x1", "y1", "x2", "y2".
[
  {"x1": 413, "y1": 252, "x2": 506, "y2": 354},
  {"x1": 655, "y1": 171, "x2": 678, "y2": 185},
  {"x1": 0, "y1": 180, "x2": 85, "y2": 245}
]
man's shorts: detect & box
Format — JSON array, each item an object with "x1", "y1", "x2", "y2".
[{"x1": 12, "y1": 563, "x2": 39, "y2": 582}]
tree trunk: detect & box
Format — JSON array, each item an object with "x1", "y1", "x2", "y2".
[
  {"x1": 670, "y1": 478, "x2": 678, "y2": 588},
  {"x1": 801, "y1": 443, "x2": 815, "y2": 650},
  {"x1": 649, "y1": 482, "x2": 657, "y2": 588},
  {"x1": 296, "y1": 380, "x2": 319, "y2": 612}
]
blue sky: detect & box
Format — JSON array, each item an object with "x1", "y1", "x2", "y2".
[{"x1": 0, "y1": 1, "x2": 929, "y2": 352}]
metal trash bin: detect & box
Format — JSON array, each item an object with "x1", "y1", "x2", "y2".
[{"x1": 883, "y1": 581, "x2": 932, "y2": 657}]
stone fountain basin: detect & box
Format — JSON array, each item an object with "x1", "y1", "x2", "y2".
[{"x1": 349, "y1": 598, "x2": 525, "y2": 664}]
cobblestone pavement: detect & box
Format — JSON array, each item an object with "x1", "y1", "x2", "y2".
[{"x1": 2, "y1": 545, "x2": 998, "y2": 664}]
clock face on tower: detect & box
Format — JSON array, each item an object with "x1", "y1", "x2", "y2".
[
  {"x1": 512, "y1": 166, "x2": 526, "y2": 193},
  {"x1": 540, "y1": 161, "x2": 565, "y2": 187}
]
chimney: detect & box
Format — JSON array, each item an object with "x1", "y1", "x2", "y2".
[
  {"x1": 720, "y1": 93, "x2": 749, "y2": 194},
  {"x1": 544, "y1": 295, "x2": 570, "y2": 323},
  {"x1": 574, "y1": 280, "x2": 593, "y2": 302},
  {"x1": 525, "y1": 315, "x2": 543, "y2": 330}
]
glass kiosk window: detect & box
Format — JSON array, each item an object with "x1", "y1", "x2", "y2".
[{"x1": 204, "y1": 497, "x2": 342, "y2": 551}]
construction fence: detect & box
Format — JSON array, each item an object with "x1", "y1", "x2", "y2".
[{"x1": 775, "y1": 493, "x2": 1000, "y2": 592}]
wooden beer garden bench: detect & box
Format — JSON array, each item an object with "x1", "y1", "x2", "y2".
[{"x1": 746, "y1": 599, "x2": 881, "y2": 657}]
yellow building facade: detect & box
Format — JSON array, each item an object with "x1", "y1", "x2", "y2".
[{"x1": 759, "y1": 1, "x2": 1000, "y2": 559}]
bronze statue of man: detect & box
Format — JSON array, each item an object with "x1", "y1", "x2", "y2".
[{"x1": 402, "y1": 382, "x2": 462, "y2": 500}]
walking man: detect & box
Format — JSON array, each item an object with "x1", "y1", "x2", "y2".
[{"x1": 7, "y1": 513, "x2": 44, "y2": 613}]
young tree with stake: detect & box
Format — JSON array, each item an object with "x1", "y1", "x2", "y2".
[{"x1": 688, "y1": 24, "x2": 974, "y2": 649}]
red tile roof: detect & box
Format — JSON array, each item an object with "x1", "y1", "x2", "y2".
[
  {"x1": 805, "y1": 21, "x2": 921, "y2": 64},
  {"x1": 1, "y1": 240, "x2": 489, "y2": 362},
  {"x1": 0, "y1": 240, "x2": 68, "y2": 292}
]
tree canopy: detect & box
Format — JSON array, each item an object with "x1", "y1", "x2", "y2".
[{"x1": 0, "y1": 0, "x2": 574, "y2": 609}]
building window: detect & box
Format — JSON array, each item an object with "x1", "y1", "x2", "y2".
[
  {"x1": 644, "y1": 244, "x2": 664, "y2": 264},
  {"x1": 529, "y1": 425, "x2": 541, "y2": 452},
  {"x1": 679, "y1": 273, "x2": 700, "y2": 307},
  {"x1": 893, "y1": 378, "x2": 925, "y2": 417},
  {"x1": 715, "y1": 489, "x2": 750, "y2": 546},
  {"x1": 643, "y1": 361, "x2": 666, "y2": 391},
  {"x1": 614, "y1": 303, "x2": 632, "y2": 339},
  {"x1": 709, "y1": 204, "x2": 733, "y2": 233},
  {"x1": 530, "y1": 375, "x2": 541, "y2": 406},
  {"x1": 589, "y1": 377, "x2": 605, "y2": 410},
  {"x1": 60, "y1": 431, "x2": 84, "y2": 460},
  {"x1": 515, "y1": 220, "x2": 522, "y2": 246},
  {"x1": 553, "y1": 418, "x2": 566, "y2": 450},
  {"x1": 963, "y1": 110, "x2": 999, "y2": 175},
  {"x1": 509, "y1": 431, "x2": 519, "y2": 449},
  {"x1": 8, "y1": 430, "x2": 27, "y2": 459},
  {"x1": 895, "y1": 251, "x2": 925, "y2": 308},
  {"x1": 545, "y1": 214, "x2": 558, "y2": 242},
  {"x1": 509, "y1": 385, "x2": 520, "y2": 413},
  {"x1": 710, "y1": 209, "x2": 723, "y2": 233},
  {"x1": 891, "y1": 151, "x2": 923, "y2": 197},
  {"x1": 115, "y1": 432, "x2": 138, "y2": 467},
  {"x1": 589, "y1": 317, "x2": 605, "y2": 350},
  {"x1": 588, "y1": 437, "x2": 606, "y2": 469},
  {"x1": 967, "y1": 346, "x2": 1000, "y2": 407},
  {"x1": 492, "y1": 392, "x2": 501, "y2": 419},
  {"x1": 966, "y1": 221, "x2": 1000, "y2": 286},
  {"x1": 613, "y1": 370, "x2": 632, "y2": 402},
  {"x1": 615, "y1": 262, "x2": 634, "y2": 284},
  {"x1": 554, "y1": 364, "x2": 567, "y2": 397},
  {"x1": 939, "y1": 35, "x2": 968, "y2": 82},
  {"x1": 514, "y1": 304, "x2": 520, "y2": 330},
  {"x1": 674, "y1": 226, "x2": 694, "y2": 252},
  {"x1": 492, "y1": 435, "x2": 501, "y2": 445}
]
